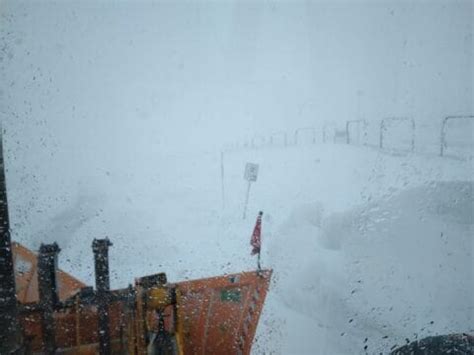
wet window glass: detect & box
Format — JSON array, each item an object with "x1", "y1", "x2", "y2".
[{"x1": 0, "y1": 1, "x2": 472, "y2": 354}]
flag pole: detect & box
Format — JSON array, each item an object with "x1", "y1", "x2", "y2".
[
  {"x1": 242, "y1": 180, "x2": 251, "y2": 219},
  {"x1": 250, "y1": 211, "x2": 263, "y2": 273}
]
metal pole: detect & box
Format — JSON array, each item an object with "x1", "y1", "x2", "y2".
[
  {"x1": 357, "y1": 90, "x2": 363, "y2": 120},
  {"x1": 440, "y1": 117, "x2": 448, "y2": 156},
  {"x1": 379, "y1": 120, "x2": 385, "y2": 149},
  {"x1": 220, "y1": 150, "x2": 225, "y2": 209},
  {"x1": 38, "y1": 243, "x2": 61, "y2": 354},
  {"x1": 0, "y1": 128, "x2": 22, "y2": 353},
  {"x1": 92, "y1": 238, "x2": 113, "y2": 355},
  {"x1": 242, "y1": 181, "x2": 252, "y2": 220},
  {"x1": 346, "y1": 121, "x2": 350, "y2": 144}
]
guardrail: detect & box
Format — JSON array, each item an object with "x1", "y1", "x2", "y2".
[
  {"x1": 269, "y1": 131, "x2": 288, "y2": 147},
  {"x1": 322, "y1": 124, "x2": 333, "y2": 143},
  {"x1": 379, "y1": 117, "x2": 415, "y2": 152},
  {"x1": 440, "y1": 115, "x2": 474, "y2": 156},
  {"x1": 224, "y1": 114, "x2": 472, "y2": 160},
  {"x1": 294, "y1": 127, "x2": 316, "y2": 145},
  {"x1": 251, "y1": 135, "x2": 266, "y2": 149},
  {"x1": 345, "y1": 119, "x2": 367, "y2": 145}
]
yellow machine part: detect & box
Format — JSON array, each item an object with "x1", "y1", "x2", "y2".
[{"x1": 147, "y1": 287, "x2": 172, "y2": 309}]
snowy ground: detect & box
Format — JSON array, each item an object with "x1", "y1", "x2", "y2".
[
  {"x1": 223, "y1": 144, "x2": 473, "y2": 354},
  {"x1": 10, "y1": 142, "x2": 473, "y2": 354}
]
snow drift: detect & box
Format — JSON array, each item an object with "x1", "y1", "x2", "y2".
[{"x1": 269, "y1": 181, "x2": 473, "y2": 354}]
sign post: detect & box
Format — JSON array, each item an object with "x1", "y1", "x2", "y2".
[
  {"x1": 220, "y1": 150, "x2": 225, "y2": 209},
  {"x1": 243, "y1": 162, "x2": 259, "y2": 219}
]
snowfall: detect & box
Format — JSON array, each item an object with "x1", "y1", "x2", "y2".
[
  {"x1": 1, "y1": 1, "x2": 472, "y2": 353},
  {"x1": 6, "y1": 130, "x2": 473, "y2": 354}
]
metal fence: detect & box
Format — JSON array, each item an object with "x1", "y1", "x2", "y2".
[
  {"x1": 224, "y1": 114, "x2": 473, "y2": 160},
  {"x1": 440, "y1": 115, "x2": 474, "y2": 157},
  {"x1": 379, "y1": 117, "x2": 415, "y2": 153}
]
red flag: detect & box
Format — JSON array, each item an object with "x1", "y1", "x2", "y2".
[{"x1": 250, "y1": 211, "x2": 263, "y2": 255}]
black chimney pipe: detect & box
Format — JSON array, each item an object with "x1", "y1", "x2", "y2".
[
  {"x1": 92, "y1": 238, "x2": 113, "y2": 355},
  {"x1": 0, "y1": 129, "x2": 22, "y2": 353},
  {"x1": 37, "y1": 242, "x2": 61, "y2": 354}
]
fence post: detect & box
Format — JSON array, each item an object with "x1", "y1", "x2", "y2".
[
  {"x1": 220, "y1": 150, "x2": 225, "y2": 209},
  {"x1": 345, "y1": 121, "x2": 350, "y2": 144},
  {"x1": 379, "y1": 120, "x2": 385, "y2": 149},
  {"x1": 440, "y1": 117, "x2": 448, "y2": 156}
]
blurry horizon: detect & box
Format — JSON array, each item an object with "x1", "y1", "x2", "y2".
[
  {"x1": 1, "y1": 0, "x2": 472, "y2": 151},
  {"x1": 1, "y1": 0, "x2": 472, "y2": 252},
  {"x1": 0, "y1": 2, "x2": 472, "y2": 352}
]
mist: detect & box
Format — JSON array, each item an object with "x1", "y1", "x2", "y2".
[{"x1": 0, "y1": 0, "x2": 472, "y2": 354}]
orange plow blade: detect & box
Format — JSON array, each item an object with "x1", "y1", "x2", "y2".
[{"x1": 176, "y1": 269, "x2": 272, "y2": 355}]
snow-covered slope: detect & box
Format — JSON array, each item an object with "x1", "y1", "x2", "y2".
[
  {"x1": 11, "y1": 143, "x2": 473, "y2": 354},
  {"x1": 222, "y1": 145, "x2": 472, "y2": 354}
]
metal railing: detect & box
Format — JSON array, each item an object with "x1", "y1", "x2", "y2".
[
  {"x1": 345, "y1": 119, "x2": 367, "y2": 145},
  {"x1": 379, "y1": 117, "x2": 415, "y2": 152},
  {"x1": 251, "y1": 135, "x2": 266, "y2": 149},
  {"x1": 294, "y1": 127, "x2": 316, "y2": 145},
  {"x1": 440, "y1": 115, "x2": 474, "y2": 156},
  {"x1": 269, "y1": 131, "x2": 288, "y2": 147},
  {"x1": 225, "y1": 114, "x2": 472, "y2": 160}
]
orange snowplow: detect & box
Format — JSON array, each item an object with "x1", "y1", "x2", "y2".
[
  {"x1": 12, "y1": 241, "x2": 272, "y2": 354},
  {"x1": 130, "y1": 268, "x2": 272, "y2": 355},
  {"x1": 0, "y1": 131, "x2": 272, "y2": 354}
]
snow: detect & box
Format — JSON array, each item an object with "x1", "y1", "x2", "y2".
[
  {"x1": 1, "y1": 1, "x2": 472, "y2": 353},
  {"x1": 9, "y1": 141, "x2": 471, "y2": 354},
  {"x1": 222, "y1": 144, "x2": 472, "y2": 353}
]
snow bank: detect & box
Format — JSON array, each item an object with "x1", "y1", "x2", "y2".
[
  {"x1": 267, "y1": 181, "x2": 472, "y2": 354},
  {"x1": 12, "y1": 142, "x2": 472, "y2": 354}
]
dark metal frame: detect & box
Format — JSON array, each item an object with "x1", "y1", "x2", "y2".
[
  {"x1": 379, "y1": 117, "x2": 415, "y2": 152},
  {"x1": 0, "y1": 130, "x2": 22, "y2": 354},
  {"x1": 93, "y1": 238, "x2": 113, "y2": 355},
  {"x1": 345, "y1": 119, "x2": 367, "y2": 145},
  {"x1": 440, "y1": 115, "x2": 474, "y2": 156},
  {"x1": 269, "y1": 131, "x2": 288, "y2": 147},
  {"x1": 38, "y1": 243, "x2": 61, "y2": 354},
  {"x1": 294, "y1": 127, "x2": 316, "y2": 145}
]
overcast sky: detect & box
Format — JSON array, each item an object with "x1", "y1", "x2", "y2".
[
  {"x1": 1, "y1": 0, "x2": 472, "y2": 147},
  {"x1": 0, "y1": 0, "x2": 472, "y2": 244}
]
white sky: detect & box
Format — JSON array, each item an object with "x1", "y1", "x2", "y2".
[
  {"x1": 1, "y1": 0, "x2": 472, "y2": 150},
  {"x1": 0, "y1": 0, "x2": 472, "y2": 241}
]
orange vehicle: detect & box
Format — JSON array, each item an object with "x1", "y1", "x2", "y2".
[
  {"x1": 0, "y1": 132, "x2": 272, "y2": 354},
  {"x1": 12, "y1": 240, "x2": 271, "y2": 354}
]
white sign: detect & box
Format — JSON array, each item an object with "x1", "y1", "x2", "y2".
[{"x1": 244, "y1": 163, "x2": 259, "y2": 182}]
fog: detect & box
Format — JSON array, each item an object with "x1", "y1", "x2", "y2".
[
  {"x1": 1, "y1": 0, "x2": 471, "y2": 229},
  {"x1": 0, "y1": 0, "x2": 473, "y2": 354},
  {"x1": 1, "y1": 1, "x2": 472, "y2": 148}
]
